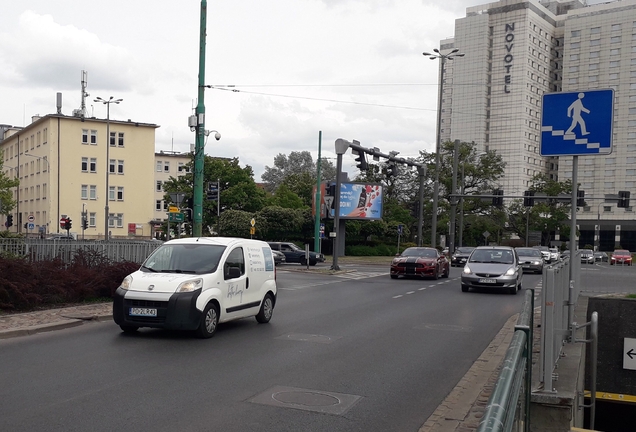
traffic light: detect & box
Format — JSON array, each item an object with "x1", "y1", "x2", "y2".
[
  {"x1": 577, "y1": 190, "x2": 586, "y2": 207},
  {"x1": 66, "y1": 217, "x2": 73, "y2": 230},
  {"x1": 326, "y1": 184, "x2": 336, "y2": 196},
  {"x1": 410, "y1": 200, "x2": 420, "y2": 217},
  {"x1": 618, "y1": 190, "x2": 631, "y2": 208},
  {"x1": 7, "y1": 214, "x2": 13, "y2": 227},
  {"x1": 492, "y1": 189, "x2": 504, "y2": 207},
  {"x1": 523, "y1": 190, "x2": 535, "y2": 207},
  {"x1": 352, "y1": 148, "x2": 368, "y2": 171},
  {"x1": 386, "y1": 161, "x2": 398, "y2": 177},
  {"x1": 82, "y1": 218, "x2": 88, "y2": 230}
]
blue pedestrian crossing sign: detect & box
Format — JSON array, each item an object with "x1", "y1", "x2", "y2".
[{"x1": 540, "y1": 89, "x2": 614, "y2": 156}]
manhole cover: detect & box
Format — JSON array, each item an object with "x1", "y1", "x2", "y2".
[
  {"x1": 273, "y1": 390, "x2": 339, "y2": 407},
  {"x1": 250, "y1": 386, "x2": 362, "y2": 415}
]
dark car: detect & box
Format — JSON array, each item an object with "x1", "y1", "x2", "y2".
[
  {"x1": 268, "y1": 242, "x2": 323, "y2": 266},
  {"x1": 272, "y1": 250, "x2": 286, "y2": 266},
  {"x1": 390, "y1": 247, "x2": 449, "y2": 280},
  {"x1": 594, "y1": 252, "x2": 609, "y2": 263},
  {"x1": 461, "y1": 246, "x2": 522, "y2": 294},
  {"x1": 451, "y1": 247, "x2": 475, "y2": 267}
]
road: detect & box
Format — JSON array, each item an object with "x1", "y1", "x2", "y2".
[{"x1": 1, "y1": 264, "x2": 546, "y2": 432}]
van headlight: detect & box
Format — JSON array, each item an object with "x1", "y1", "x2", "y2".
[
  {"x1": 176, "y1": 278, "x2": 203, "y2": 293},
  {"x1": 463, "y1": 266, "x2": 472, "y2": 275},
  {"x1": 120, "y1": 275, "x2": 133, "y2": 290},
  {"x1": 505, "y1": 267, "x2": 517, "y2": 276}
]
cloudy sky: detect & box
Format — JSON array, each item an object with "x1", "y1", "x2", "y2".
[{"x1": 0, "y1": 0, "x2": 576, "y2": 180}]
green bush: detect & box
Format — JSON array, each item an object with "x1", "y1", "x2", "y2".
[{"x1": 345, "y1": 244, "x2": 396, "y2": 256}]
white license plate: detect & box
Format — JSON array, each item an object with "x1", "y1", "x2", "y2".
[
  {"x1": 479, "y1": 278, "x2": 496, "y2": 284},
  {"x1": 522, "y1": 265, "x2": 531, "y2": 268},
  {"x1": 129, "y1": 307, "x2": 157, "y2": 317}
]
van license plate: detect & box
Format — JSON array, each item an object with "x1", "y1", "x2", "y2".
[
  {"x1": 479, "y1": 278, "x2": 496, "y2": 284},
  {"x1": 129, "y1": 307, "x2": 157, "y2": 317}
]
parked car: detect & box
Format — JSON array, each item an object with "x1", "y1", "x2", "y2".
[
  {"x1": 561, "y1": 250, "x2": 571, "y2": 260},
  {"x1": 267, "y1": 242, "x2": 324, "y2": 266},
  {"x1": 45, "y1": 234, "x2": 75, "y2": 241},
  {"x1": 113, "y1": 237, "x2": 277, "y2": 338},
  {"x1": 461, "y1": 246, "x2": 522, "y2": 294},
  {"x1": 533, "y1": 246, "x2": 551, "y2": 263},
  {"x1": 390, "y1": 247, "x2": 449, "y2": 280},
  {"x1": 549, "y1": 247, "x2": 560, "y2": 262},
  {"x1": 515, "y1": 247, "x2": 544, "y2": 274},
  {"x1": 451, "y1": 246, "x2": 475, "y2": 267},
  {"x1": 580, "y1": 249, "x2": 595, "y2": 264},
  {"x1": 594, "y1": 251, "x2": 609, "y2": 263},
  {"x1": 272, "y1": 250, "x2": 286, "y2": 266},
  {"x1": 611, "y1": 249, "x2": 633, "y2": 266}
]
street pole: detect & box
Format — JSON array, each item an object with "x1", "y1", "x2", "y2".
[
  {"x1": 331, "y1": 139, "x2": 350, "y2": 271},
  {"x1": 458, "y1": 162, "x2": 465, "y2": 248},
  {"x1": 430, "y1": 55, "x2": 445, "y2": 248},
  {"x1": 417, "y1": 166, "x2": 425, "y2": 247},
  {"x1": 568, "y1": 155, "x2": 578, "y2": 338},
  {"x1": 217, "y1": 178, "x2": 220, "y2": 236},
  {"x1": 193, "y1": 0, "x2": 207, "y2": 237},
  {"x1": 449, "y1": 139, "x2": 459, "y2": 255},
  {"x1": 314, "y1": 131, "x2": 322, "y2": 254}
]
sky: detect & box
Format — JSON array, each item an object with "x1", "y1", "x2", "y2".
[{"x1": 0, "y1": 0, "x2": 600, "y2": 181}]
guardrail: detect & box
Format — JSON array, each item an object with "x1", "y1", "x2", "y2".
[
  {"x1": 0, "y1": 239, "x2": 162, "y2": 264},
  {"x1": 477, "y1": 289, "x2": 534, "y2": 432}
]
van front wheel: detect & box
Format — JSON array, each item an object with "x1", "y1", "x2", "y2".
[
  {"x1": 196, "y1": 303, "x2": 219, "y2": 339},
  {"x1": 256, "y1": 294, "x2": 274, "y2": 323}
]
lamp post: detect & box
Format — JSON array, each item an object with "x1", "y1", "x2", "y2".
[
  {"x1": 423, "y1": 47, "x2": 464, "y2": 248},
  {"x1": 94, "y1": 96, "x2": 122, "y2": 241},
  {"x1": 24, "y1": 153, "x2": 50, "y2": 172}
]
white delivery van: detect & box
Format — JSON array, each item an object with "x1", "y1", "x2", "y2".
[{"x1": 113, "y1": 237, "x2": 277, "y2": 338}]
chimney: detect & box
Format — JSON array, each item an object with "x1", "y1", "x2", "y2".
[{"x1": 56, "y1": 92, "x2": 62, "y2": 114}]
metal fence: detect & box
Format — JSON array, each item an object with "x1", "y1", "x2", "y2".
[
  {"x1": 0, "y1": 239, "x2": 162, "y2": 264},
  {"x1": 477, "y1": 289, "x2": 534, "y2": 432}
]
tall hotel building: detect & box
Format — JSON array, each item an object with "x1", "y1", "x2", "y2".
[{"x1": 441, "y1": 0, "x2": 636, "y2": 249}]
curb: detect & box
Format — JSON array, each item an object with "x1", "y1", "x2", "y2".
[{"x1": 0, "y1": 314, "x2": 112, "y2": 340}]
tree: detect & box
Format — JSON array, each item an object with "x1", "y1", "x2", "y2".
[
  {"x1": 0, "y1": 153, "x2": 20, "y2": 220},
  {"x1": 267, "y1": 184, "x2": 305, "y2": 209},
  {"x1": 261, "y1": 151, "x2": 336, "y2": 193}
]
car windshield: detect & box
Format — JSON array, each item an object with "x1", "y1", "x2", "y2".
[
  {"x1": 141, "y1": 244, "x2": 226, "y2": 274},
  {"x1": 402, "y1": 248, "x2": 438, "y2": 258},
  {"x1": 581, "y1": 250, "x2": 593, "y2": 255},
  {"x1": 535, "y1": 246, "x2": 549, "y2": 251},
  {"x1": 516, "y1": 248, "x2": 541, "y2": 257},
  {"x1": 614, "y1": 250, "x2": 630, "y2": 256},
  {"x1": 455, "y1": 247, "x2": 474, "y2": 254},
  {"x1": 469, "y1": 249, "x2": 514, "y2": 264}
]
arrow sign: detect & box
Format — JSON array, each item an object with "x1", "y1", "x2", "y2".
[
  {"x1": 324, "y1": 196, "x2": 334, "y2": 210},
  {"x1": 624, "y1": 338, "x2": 636, "y2": 370}
]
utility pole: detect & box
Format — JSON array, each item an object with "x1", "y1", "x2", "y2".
[
  {"x1": 193, "y1": 0, "x2": 207, "y2": 237},
  {"x1": 449, "y1": 139, "x2": 459, "y2": 255},
  {"x1": 314, "y1": 131, "x2": 322, "y2": 254}
]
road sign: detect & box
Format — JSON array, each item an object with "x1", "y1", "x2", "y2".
[
  {"x1": 624, "y1": 338, "x2": 636, "y2": 370},
  {"x1": 168, "y1": 206, "x2": 179, "y2": 213},
  {"x1": 324, "y1": 196, "x2": 334, "y2": 211},
  {"x1": 250, "y1": 226, "x2": 256, "y2": 235},
  {"x1": 27, "y1": 223, "x2": 35, "y2": 230},
  {"x1": 250, "y1": 218, "x2": 256, "y2": 227},
  {"x1": 28, "y1": 214, "x2": 34, "y2": 222},
  {"x1": 540, "y1": 89, "x2": 614, "y2": 156},
  {"x1": 168, "y1": 212, "x2": 184, "y2": 222},
  {"x1": 397, "y1": 224, "x2": 403, "y2": 235}
]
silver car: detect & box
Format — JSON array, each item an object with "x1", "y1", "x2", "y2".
[
  {"x1": 461, "y1": 246, "x2": 523, "y2": 294},
  {"x1": 515, "y1": 247, "x2": 544, "y2": 274}
]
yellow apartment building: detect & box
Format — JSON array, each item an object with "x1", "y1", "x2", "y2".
[{"x1": 1, "y1": 114, "x2": 159, "y2": 240}]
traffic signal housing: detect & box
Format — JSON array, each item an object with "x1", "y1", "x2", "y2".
[
  {"x1": 352, "y1": 148, "x2": 368, "y2": 171},
  {"x1": 386, "y1": 161, "x2": 398, "y2": 177},
  {"x1": 66, "y1": 217, "x2": 73, "y2": 230},
  {"x1": 618, "y1": 190, "x2": 631, "y2": 208},
  {"x1": 326, "y1": 184, "x2": 336, "y2": 196},
  {"x1": 523, "y1": 190, "x2": 535, "y2": 207},
  {"x1": 7, "y1": 214, "x2": 13, "y2": 227},
  {"x1": 577, "y1": 190, "x2": 586, "y2": 207},
  {"x1": 492, "y1": 189, "x2": 504, "y2": 207},
  {"x1": 82, "y1": 218, "x2": 88, "y2": 230}
]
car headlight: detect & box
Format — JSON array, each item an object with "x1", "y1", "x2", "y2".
[
  {"x1": 463, "y1": 266, "x2": 472, "y2": 275},
  {"x1": 533, "y1": 261, "x2": 541, "y2": 265},
  {"x1": 505, "y1": 267, "x2": 517, "y2": 276},
  {"x1": 120, "y1": 275, "x2": 133, "y2": 290},
  {"x1": 176, "y1": 278, "x2": 203, "y2": 293}
]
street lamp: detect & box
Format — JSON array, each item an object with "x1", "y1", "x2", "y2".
[
  {"x1": 23, "y1": 152, "x2": 50, "y2": 172},
  {"x1": 423, "y1": 47, "x2": 464, "y2": 248},
  {"x1": 94, "y1": 96, "x2": 123, "y2": 241}
]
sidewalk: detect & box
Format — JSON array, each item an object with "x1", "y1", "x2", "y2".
[{"x1": 0, "y1": 300, "x2": 519, "y2": 432}]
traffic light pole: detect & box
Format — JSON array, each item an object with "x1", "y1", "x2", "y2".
[
  {"x1": 314, "y1": 131, "x2": 322, "y2": 254},
  {"x1": 193, "y1": 0, "x2": 207, "y2": 238}
]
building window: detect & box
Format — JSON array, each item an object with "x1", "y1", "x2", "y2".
[
  {"x1": 569, "y1": 66, "x2": 579, "y2": 72},
  {"x1": 108, "y1": 213, "x2": 115, "y2": 228},
  {"x1": 89, "y1": 212, "x2": 96, "y2": 227},
  {"x1": 90, "y1": 130, "x2": 97, "y2": 145},
  {"x1": 612, "y1": 24, "x2": 622, "y2": 31},
  {"x1": 109, "y1": 159, "x2": 116, "y2": 174},
  {"x1": 118, "y1": 132, "x2": 124, "y2": 147},
  {"x1": 630, "y1": 108, "x2": 636, "y2": 115},
  {"x1": 569, "y1": 78, "x2": 578, "y2": 85},
  {"x1": 591, "y1": 27, "x2": 601, "y2": 34},
  {"x1": 163, "y1": 201, "x2": 169, "y2": 211},
  {"x1": 109, "y1": 131, "x2": 116, "y2": 147},
  {"x1": 589, "y1": 63, "x2": 599, "y2": 71},
  {"x1": 590, "y1": 39, "x2": 601, "y2": 47},
  {"x1": 570, "y1": 42, "x2": 580, "y2": 49},
  {"x1": 604, "y1": 182, "x2": 615, "y2": 189},
  {"x1": 90, "y1": 158, "x2": 97, "y2": 173},
  {"x1": 610, "y1": 73, "x2": 619, "y2": 80},
  {"x1": 610, "y1": 60, "x2": 620, "y2": 68},
  {"x1": 109, "y1": 186, "x2": 116, "y2": 201},
  {"x1": 605, "y1": 170, "x2": 615, "y2": 177},
  {"x1": 610, "y1": 48, "x2": 620, "y2": 56},
  {"x1": 117, "y1": 187, "x2": 124, "y2": 201},
  {"x1": 588, "y1": 75, "x2": 597, "y2": 82},
  {"x1": 590, "y1": 51, "x2": 600, "y2": 59},
  {"x1": 156, "y1": 200, "x2": 162, "y2": 211},
  {"x1": 109, "y1": 213, "x2": 124, "y2": 228},
  {"x1": 156, "y1": 161, "x2": 162, "y2": 172},
  {"x1": 81, "y1": 184, "x2": 88, "y2": 200},
  {"x1": 611, "y1": 36, "x2": 621, "y2": 44},
  {"x1": 627, "y1": 169, "x2": 636, "y2": 176},
  {"x1": 571, "y1": 30, "x2": 581, "y2": 37},
  {"x1": 82, "y1": 157, "x2": 88, "y2": 172},
  {"x1": 90, "y1": 185, "x2": 97, "y2": 200},
  {"x1": 627, "y1": 144, "x2": 636, "y2": 151},
  {"x1": 117, "y1": 160, "x2": 124, "y2": 174},
  {"x1": 82, "y1": 129, "x2": 89, "y2": 144},
  {"x1": 156, "y1": 180, "x2": 163, "y2": 192},
  {"x1": 163, "y1": 161, "x2": 170, "y2": 173},
  {"x1": 570, "y1": 54, "x2": 579, "y2": 61}
]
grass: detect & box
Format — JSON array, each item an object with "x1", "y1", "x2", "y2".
[{"x1": 627, "y1": 294, "x2": 636, "y2": 299}]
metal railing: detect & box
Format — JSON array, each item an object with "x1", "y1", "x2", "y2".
[
  {"x1": 0, "y1": 238, "x2": 162, "y2": 264},
  {"x1": 477, "y1": 289, "x2": 534, "y2": 432}
]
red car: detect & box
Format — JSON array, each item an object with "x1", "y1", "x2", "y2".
[
  {"x1": 390, "y1": 247, "x2": 450, "y2": 279},
  {"x1": 611, "y1": 250, "x2": 632, "y2": 266}
]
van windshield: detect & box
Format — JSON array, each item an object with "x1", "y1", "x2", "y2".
[{"x1": 141, "y1": 244, "x2": 226, "y2": 274}]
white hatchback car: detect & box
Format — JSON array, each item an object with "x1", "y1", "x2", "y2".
[{"x1": 113, "y1": 237, "x2": 277, "y2": 338}]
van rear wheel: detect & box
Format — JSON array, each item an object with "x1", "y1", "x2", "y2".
[
  {"x1": 256, "y1": 293, "x2": 274, "y2": 323},
  {"x1": 196, "y1": 303, "x2": 219, "y2": 339}
]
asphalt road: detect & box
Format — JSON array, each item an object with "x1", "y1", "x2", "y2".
[{"x1": 0, "y1": 265, "x2": 541, "y2": 432}]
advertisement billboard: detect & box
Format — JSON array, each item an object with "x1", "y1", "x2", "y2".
[{"x1": 331, "y1": 183, "x2": 383, "y2": 220}]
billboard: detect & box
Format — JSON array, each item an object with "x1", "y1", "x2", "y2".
[{"x1": 331, "y1": 183, "x2": 383, "y2": 220}]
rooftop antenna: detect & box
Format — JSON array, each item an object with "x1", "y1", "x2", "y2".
[{"x1": 73, "y1": 70, "x2": 89, "y2": 118}]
